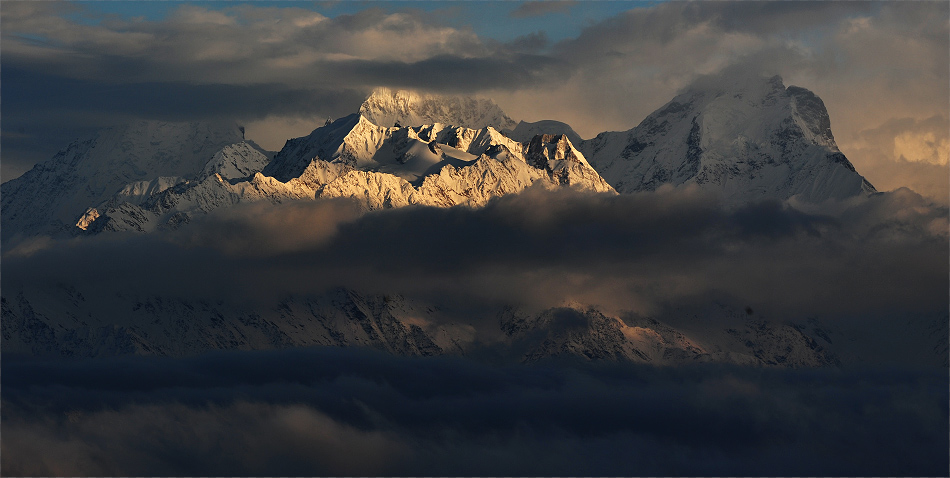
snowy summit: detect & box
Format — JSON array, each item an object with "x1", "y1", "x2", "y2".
[
  {"x1": 359, "y1": 87, "x2": 518, "y2": 131},
  {"x1": 579, "y1": 74, "x2": 876, "y2": 205}
]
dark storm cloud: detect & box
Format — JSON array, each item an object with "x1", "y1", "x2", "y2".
[
  {"x1": 271, "y1": 187, "x2": 942, "y2": 319},
  {"x1": 296, "y1": 187, "x2": 824, "y2": 274},
  {"x1": 0, "y1": 2, "x2": 567, "y2": 177},
  {"x1": 695, "y1": 1, "x2": 873, "y2": 36},
  {"x1": 0, "y1": 67, "x2": 366, "y2": 123},
  {"x1": 169, "y1": 198, "x2": 365, "y2": 257},
  {"x1": 505, "y1": 31, "x2": 550, "y2": 53},
  {"x1": 330, "y1": 53, "x2": 567, "y2": 92},
  {"x1": 2, "y1": 348, "x2": 947, "y2": 476},
  {"x1": 2, "y1": 187, "x2": 946, "y2": 476},
  {"x1": 552, "y1": 2, "x2": 875, "y2": 69},
  {"x1": 0, "y1": 68, "x2": 366, "y2": 179},
  {"x1": 3, "y1": 186, "x2": 946, "y2": 324},
  {"x1": 0, "y1": 3, "x2": 558, "y2": 93},
  {"x1": 0, "y1": 4, "x2": 485, "y2": 84}
]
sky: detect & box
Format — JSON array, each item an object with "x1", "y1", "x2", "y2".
[{"x1": 1, "y1": 0, "x2": 948, "y2": 202}]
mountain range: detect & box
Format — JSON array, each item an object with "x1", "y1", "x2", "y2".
[
  {"x1": 580, "y1": 75, "x2": 876, "y2": 204},
  {"x1": 1, "y1": 74, "x2": 874, "y2": 241},
  {"x1": 3, "y1": 73, "x2": 920, "y2": 367}
]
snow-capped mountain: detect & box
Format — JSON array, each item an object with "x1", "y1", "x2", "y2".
[
  {"x1": 3, "y1": 82, "x2": 918, "y2": 370},
  {"x1": 76, "y1": 140, "x2": 274, "y2": 233},
  {"x1": 508, "y1": 120, "x2": 583, "y2": 145},
  {"x1": 263, "y1": 112, "x2": 609, "y2": 200},
  {"x1": 80, "y1": 107, "x2": 612, "y2": 232},
  {"x1": 3, "y1": 79, "x2": 880, "y2": 240},
  {"x1": 579, "y1": 74, "x2": 876, "y2": 205},
  {"x1": 1, "y1": 121, "x2": 245, "y2": 241},
  {"x1": 199, "y1": 141, "x2": 273, "y2": 181},
  {"x1": 359, "y1": 87, "x2": 518, "y2": 131}
]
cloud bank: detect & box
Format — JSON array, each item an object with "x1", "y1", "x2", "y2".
[
  {"x1": 2, "y1": 167, "x2": 946, "y2": 477},
  {"x1": 2, "y1": 347, "x2": 947, "y2": 476},
  {"x1": 3, "y1": 187, "x2": 947, "y2": 361}
]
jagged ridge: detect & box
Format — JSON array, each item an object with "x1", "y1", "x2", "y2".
[
  {"x1": 85, "y1": 114, "x2": 613, "y2": 232},
  {"x1": 1, "y1": 121, "x2": 244, "y2": 241}
]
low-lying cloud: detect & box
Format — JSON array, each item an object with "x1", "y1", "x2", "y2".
[
  {"x1": 2, "y1": 186, "x2": 947, "y2": 475},
  {"x1": 3, "y1": 186, "x2": 947, "y2": 327},
  {"x1": 2, "y1": 347, "x2": 947, "y2": 476}
]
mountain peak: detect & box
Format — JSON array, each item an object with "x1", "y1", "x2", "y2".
[
  {"x1": 685, "y1": 71, "x2": 786, "y2": 98},
  {"x1": 579, "y1": 72, "x2": 875, "y2": 204},
  {"x1": 509, "y1": 120, "x2": 583, "y2": 145},
  {"x1": 1, "y1": 120, "x2": 245, "y2": 242},
  {"x1": 359, "y1": 87, "x2": 517, "y2": 131}
]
